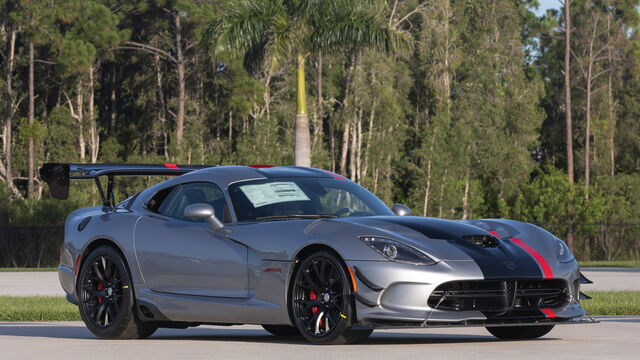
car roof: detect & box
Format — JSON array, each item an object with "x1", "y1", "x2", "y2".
[
  {"x1": 249, "y1": 166, "x2": 336, "y2": 179},
  {"x1": 152, "y1": 165, "x2": 346, "y2": 192}
]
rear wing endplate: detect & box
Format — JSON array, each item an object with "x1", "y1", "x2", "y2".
[{"x1": 39, "y1": 163, "x2": 213, "y2": 206}]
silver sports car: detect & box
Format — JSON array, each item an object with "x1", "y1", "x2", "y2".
[{"x1": 40, "y1": 163, "x2": 595, "y2": 344}]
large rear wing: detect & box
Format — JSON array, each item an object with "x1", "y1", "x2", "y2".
[{"x1": 39, "y1": 163, "x2": 213, "y2": 206}]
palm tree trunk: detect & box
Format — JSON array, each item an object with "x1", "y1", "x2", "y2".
[
  {"x1": 563, "y1": 1, "x2": 576, "y2": 251},
  {"x1": 317, "y1": 51, "x2": 323, "y2": 116},
  {"x1": 462, "y1": 168, "x2": 470, "y2": 219},
  {"x1": 88, "y1": 64, "x2": 99, "y2": 163},
  {"x1": 438, "y1": 168, "x2": 447, "y2": 218},
  {"x1": 295, "y1": 54, "x2": 311, "y2": 166},
  {"x1": 76, "y1": 81, "x2": 85, "y2": 161},
  {"x1": 564, "y1": 0, "x2": 574, "y2": 185},
  {"x1": 340, "y1": 119, "x2": 350, "y2": 174},
  {"x1": 154, "y1": 54, "x2": 168, "y2": 158},
  {"x1": 3, "y1": 29, "x2": 19, "y2": 197},
  {"x1": 584, "y1": 14, "x2": 599, "y2": 201},
  {"x1": 362, "y1": 100, "x2": 375, "y2": 180},
  {"x1": 28, "y1": 41, "x2": 35, "y2": 198},
  {"x1": 175, "y1": 13, "x2": 186, "y2": 147},
  {"x1": 423, "y1": 159, "x2": 431, "y2": 216},
  {"x1": 110, "y1": 66, "x2": 117, "y2": 135},
  {"x1": 608, "y1": 50, "x2": 615, "y2": 177}
]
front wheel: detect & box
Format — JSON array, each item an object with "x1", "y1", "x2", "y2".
[
  {"x1": 77, "y1": 246, "x2": 157, "y2": 339},
  {"x1": 290, "y1": 251, "x2": 372, "y2": 345},
  {"x1": 486, "y1": 325, "x2": 555, "y2": 340}
]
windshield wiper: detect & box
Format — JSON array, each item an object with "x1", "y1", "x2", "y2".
[{"x1": 255, "y1": 214, "x2": 338, "y2": 221}]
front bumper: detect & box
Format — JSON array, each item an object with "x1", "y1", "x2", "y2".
[{"x1": 346, "y1": 259, "x2": 588, "y2": 327}]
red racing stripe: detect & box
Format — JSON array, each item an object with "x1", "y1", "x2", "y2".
[
  {"x1": 541, "y1": 308, "x2": 557, "y2": 318},
  {"x1": 322, "y1": 170, "x2": 348, "y2": 181},
  {"x1": 488, "y1": 230, "x2": 499, "y2": 238},
  {"x1": 511, "y1": 237, "x2": 554, "y2": 279}
]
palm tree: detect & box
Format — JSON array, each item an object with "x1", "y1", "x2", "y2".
[{"x1": 203, "y1": 0, "x2": 409, "y2": 166}]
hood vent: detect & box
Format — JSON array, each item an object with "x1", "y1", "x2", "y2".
[{"x1": 462, "y1": 235, "x2": 499, "y2": 248}]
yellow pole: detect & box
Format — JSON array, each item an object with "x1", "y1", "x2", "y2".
[{"x1": 297, "y1": 54, "x2": 306, "y2": 115}]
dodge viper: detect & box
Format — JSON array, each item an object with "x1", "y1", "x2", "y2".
[{"x1": 39, "y1": 163, "x2": 595, "y2": 344}]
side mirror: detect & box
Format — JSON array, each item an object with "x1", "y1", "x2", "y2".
[
  {"x1": 184, "y1": 203, "x2": 224, "y2": 230},
  {"x1": 391, "y1": 203, "x2": 411, "y2": 216}
]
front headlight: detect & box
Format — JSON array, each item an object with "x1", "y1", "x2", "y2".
[
  {"x1": 555, "y1": 238, "x2": 575, "y2": 263},
  {"x1": 360, "y1": 236, "x2": 437, "y2": 265}
]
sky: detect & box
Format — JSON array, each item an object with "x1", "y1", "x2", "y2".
[{"x1": 535, "y1": 0, "x2": 560, "y2": 16}]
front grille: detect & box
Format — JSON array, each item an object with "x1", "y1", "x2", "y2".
[{"x1": 428, "y1": 279, "x2": 569, "y2": 312}]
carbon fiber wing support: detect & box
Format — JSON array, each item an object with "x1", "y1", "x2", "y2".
[{"x1": 39, "y1": 163, "x2": 214, "y2": 206}]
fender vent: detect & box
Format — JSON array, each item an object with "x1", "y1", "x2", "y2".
[
  {"x1": 462, "y1": 235, "x2": 499, "y2": 248},
  {"x1": 77, "y1": 217, "x2": 91, "y2": 231}
]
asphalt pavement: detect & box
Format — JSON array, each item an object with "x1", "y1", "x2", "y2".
[
  {"x1": 0, "y1": 267, "x2": 637, "y2": 296},
  {"x1": 0, "y1": 272, "x2": 62, "y2": 296},
  {"x1": 0, "y1": 317, "x2": 637, "y2": 360}
]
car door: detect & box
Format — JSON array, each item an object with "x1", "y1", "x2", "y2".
[{"x1": 134, "y1": 181, "x2": 249, "y2": 298}]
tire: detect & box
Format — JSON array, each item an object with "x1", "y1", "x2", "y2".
[
  {"x1": 486, "y1": 325, "x2": 555, "y2": 340},
  {"x1": 290, "y1": 250, "x2": 373, "y2": 345},
  {"x1": 262, "y1": 324, "x2": 301, "y2": 337},
  {"x1": 77, "y1": 246, "x2": 157, "y2": 339}
]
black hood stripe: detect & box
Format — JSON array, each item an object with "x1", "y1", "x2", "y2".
[{"x1": 446, "y1": 237, "x2": 543, "y2": 279}]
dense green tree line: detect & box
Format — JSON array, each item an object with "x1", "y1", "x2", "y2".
[{"x1": 1, "y1": 0, "x2": 639, "y2": 261}]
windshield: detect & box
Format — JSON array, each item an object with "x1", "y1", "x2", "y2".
[{"x1": 228, "y1": 178, "x2": 393, "y2": 221}]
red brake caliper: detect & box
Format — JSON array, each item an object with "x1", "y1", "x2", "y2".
[
  {"x1": 309, "y1": 290, "x2": 318, "y2": 315},
  {"x1": 97, "y1": 282, "x2": 104, "y2": 304},
  {"x1": 309, "y1": 290, "x2": 324, "y2": 328}
]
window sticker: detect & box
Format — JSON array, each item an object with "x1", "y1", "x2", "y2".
[{"x1": 239, "y1": 182, "x2": 311, "y2": 208}]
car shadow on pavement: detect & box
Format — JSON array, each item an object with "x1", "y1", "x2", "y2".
[
  {"x1": 359, "y1": 333, "x2": 559, "y2": 345},
  {"x1": 0, "y1": 323, "x2": 96, "y2": 339},
  {"x1": 0, "y1": 323, "x2": 550, "y2": 345}
]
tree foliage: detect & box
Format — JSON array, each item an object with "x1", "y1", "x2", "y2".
[{"x1": 1, "y1": 0, "x2": 640, "y2": 261}]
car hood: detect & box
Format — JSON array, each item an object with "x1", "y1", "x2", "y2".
[{"x1": 332, "y1": 216, "x2": 556, "y2": 263}]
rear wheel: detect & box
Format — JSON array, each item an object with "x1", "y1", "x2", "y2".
[
  {"x1": 290, "y1": 251, "x2": 372, "y2": 345},
  {"x1": 486, "y1": 325, "x2": 555, "y2": 340},
  {"x1": 77, "y1": 246, "x2": 157, "y2": 339},
  {"x1": 262, "y1": 324, "x2": 301, "y2": 337}
]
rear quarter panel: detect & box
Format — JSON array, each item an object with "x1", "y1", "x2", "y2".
[{"x1": 59, "y1": 207, "x2": 141, "y2": 297}]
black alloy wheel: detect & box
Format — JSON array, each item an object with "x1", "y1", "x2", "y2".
[
  {"x1": 291, "y1": 251, "x2": 372, "y2": 344},
  {"x1": 77, "y1": 246, "x2": 157, "y2": 339},
  {"x1": 79, "y1": 253, "x2": 123, "y2": 328}
]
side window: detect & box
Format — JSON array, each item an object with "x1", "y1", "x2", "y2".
[
  {"x1": 157, "y1": 182, "x2": 228, "y2": 222},
  {"x1": 145, "y1": 187, "x2": 174, "y2": 213}
]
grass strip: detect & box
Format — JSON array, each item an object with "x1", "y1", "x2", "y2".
[
  {"x1": 581, "y1": 291, "x2": 640, "y2": 316},
  {"x1": 580, "y1": 260, "x2": 640, "y2": 268},
  {"x1": 0, "y1": 267, "x2": 57, "y2": 272},
  {"x1": 0, "y1": 296, "x2": 80, "y2": 321}
]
